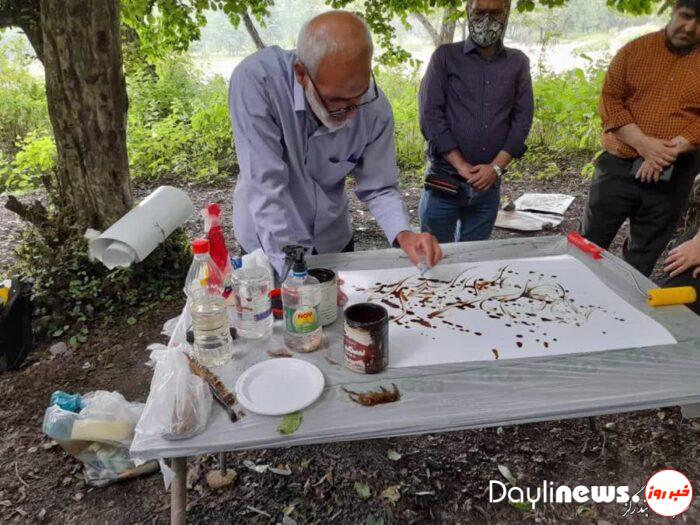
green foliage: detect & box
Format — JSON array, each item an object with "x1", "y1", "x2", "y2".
[
  {"x1": 529, "y1": 61, "x2": 606, "y2": 152},
  {"x1": 0, "y1": 39, "x2": 49, "y2": 154},
  {"x1": 13, "y1": 217, "x2": 190, "y2": 340},
  {"x1": 127, "y1": 55, "x2": 236, "y2": 183},
  {"x1": 3, "y1": 131, "x2": 56, "y2": 192},
  {"x1": 377, "y1": 68, "x2": 425, "y2": 176}
]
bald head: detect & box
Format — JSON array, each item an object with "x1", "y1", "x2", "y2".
[{"x1": 297, "y1": 11, "x2": 373, "y2": 77}]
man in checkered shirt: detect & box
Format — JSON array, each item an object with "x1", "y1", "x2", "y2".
[{"x1": 581, "y1": 0, "x2": 699, "y2": 276}]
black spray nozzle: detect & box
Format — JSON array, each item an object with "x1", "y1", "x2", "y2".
[{"x1": 283, "y1": 245, "x2": 307, "y2": 274}]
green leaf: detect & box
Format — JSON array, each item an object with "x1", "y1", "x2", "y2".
[
  {"x1": 126, "y1": 316, "x2": 137, "y2": 325},
  {"x1": 278, "y1": 412, "x2": 303, "y2": 435},
  {"x1": 354, "y1": 481, "x2": 371, "y2": 500},
  {"x1": 366, "y1": 514, "x2": 384, "y2": 525},
  {"x1": 509, "y1": 501, "x2": 532, "y2": 512}
]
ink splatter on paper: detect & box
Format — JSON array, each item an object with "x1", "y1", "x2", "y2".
[{"x1": 341, "y1": 255, "x2": 676, "y2": 368}]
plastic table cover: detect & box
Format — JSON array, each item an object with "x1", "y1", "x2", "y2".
[{"x1": 130, "y1": 236, "x2": 700, "y2": 461}]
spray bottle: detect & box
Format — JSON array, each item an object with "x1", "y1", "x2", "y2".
[{"x1": 282, "y1": 245, "x2": 322, "y2": 352}]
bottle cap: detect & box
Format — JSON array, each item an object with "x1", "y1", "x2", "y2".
[
  {"x1": 207, "y1": 203, "x2": 221, "y2": 216},
  {"x1": 192, "y1": 238, "x2": 210, "y2": 254}
]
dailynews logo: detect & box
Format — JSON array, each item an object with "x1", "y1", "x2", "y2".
[{"x1": 489, "y1": 469, "x2": 693, "y2": 517}]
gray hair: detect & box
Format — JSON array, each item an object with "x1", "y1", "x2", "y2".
[{"x1": 297, "y1": 11, "x2": 374, "y2": 77}]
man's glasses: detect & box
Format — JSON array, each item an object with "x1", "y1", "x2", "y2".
[{"x1": 305, "y1": 68, "x2": 379, "y2": 119}]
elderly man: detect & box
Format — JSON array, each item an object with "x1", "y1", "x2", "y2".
[
  {"x1": 228, "y1": 11, "x2": 442, "y2": 278},
  {"x1": 418, "y1": 0, "x2": 534, "y2": 243},
  {"x1": 581, "y1": 0, "x2": 700, "y2": 276}
]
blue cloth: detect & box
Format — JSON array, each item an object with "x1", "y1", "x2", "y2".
[
  {"x1": 419, "y1": 39, "x2": 534, "y2": 166},
  {"x1": 228, "y1": 46, "x2": 411, "y2": 275},
  {"x1": 419, "y1": 178, "x2": 501, "y2": 243}
]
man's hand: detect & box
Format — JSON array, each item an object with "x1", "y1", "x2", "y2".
[
  {"x1": 635, "y1": 159, "x2": 661, "y2": 183},
  {"x1": 670, "y1": 135, "x2": 695, "y2": 156},
  {"x1": 468, "y1": 165, "x2": 498, "y2": 191},
  {"x1": 396, "y1": 231, "x2": 443, "y2": 269},
  {"x1": 664, "y1": 235, "x2": 700, "y2": 278},
  {"x1": 636, "y1": 136, "x2": 678, "y2": 171}
]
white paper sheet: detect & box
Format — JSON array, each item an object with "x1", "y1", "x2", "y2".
[
  {"x1": 90, "y1": 186, "x2": 194, "y2": 269},
  {"x1": 514, "y1": 193, "x2": 575, "y2": 215},
  {"x1": 340, "y1": 255, "x2": 676, "y2": 368}
]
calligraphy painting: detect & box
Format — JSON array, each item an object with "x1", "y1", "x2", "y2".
[{"x1": 340, "y1": 255, "x2": 676, "y2": 367}]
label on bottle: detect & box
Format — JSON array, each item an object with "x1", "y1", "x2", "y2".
[
  {"x1": 284, "y1": 306, "x2": 319, "y2": 334},
  {"x1": 235, "y1": 294, "x2": 271, "y2": 324}
]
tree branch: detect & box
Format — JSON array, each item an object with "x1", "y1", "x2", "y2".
[
  {"x1": 242, "y1": 11, "x2": 265, "y2": 50},
  {"x1": 0, "y1": 0, "x2": 43, "y2": 61},
  {"x1": 412, "y1": 12, "x2": 440, "y2": 47}
]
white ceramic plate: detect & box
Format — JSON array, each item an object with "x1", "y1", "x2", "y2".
[{"x1": 234, "y1": 358, "x2": 325, "y2": 416}]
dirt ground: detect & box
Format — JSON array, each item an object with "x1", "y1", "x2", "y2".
[{"x1": 1, "y1": 158, "x2": 699, "y2": 524}]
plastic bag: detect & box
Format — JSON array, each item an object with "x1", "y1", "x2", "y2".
[
  {"x1": 42, "y1": 390, "x2": 148, "y2": 486},
  {"x1": 135, "y1": 344, "x2": 212, "y2": 440}
]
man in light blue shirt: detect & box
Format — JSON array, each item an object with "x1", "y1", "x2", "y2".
[{"x1": 228, "y1": 11, "x2": 442, "y2": 276}]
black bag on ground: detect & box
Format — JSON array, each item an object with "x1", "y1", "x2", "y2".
[{"x1": 0, "y1": 278, "x2": 34, "y2": 372}]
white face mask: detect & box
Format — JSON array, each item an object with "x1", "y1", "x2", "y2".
[{"x1": 304, "y1": 82, "x2": 350, "y2": 132}]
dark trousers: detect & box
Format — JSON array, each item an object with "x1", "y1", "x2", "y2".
[
  {"x1": 581, "y1": 151, "x2": 699, "y2": 276},
  {"x1": 661, "y1": 230, "x2": 700, "y2": 315}
]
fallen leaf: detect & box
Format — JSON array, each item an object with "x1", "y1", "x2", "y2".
[
  {"x1": 498, "y1": 465, "x2": 518, "y2": 487},
  {"x1": 278, "y1": 412, "x2": 303, "y2": 435},
  {"x1": 381, "y1": 485, "x2": 401, "y2": 503},
  {"x1": 387, "y1": 449, "x2": 402, "y2": 461},
  {"x1": 354, "y1": 481, "x2": 371, "y2": 500},
  {"x1": 243, "y1": 460, "x2": 269, "y2": 474},
  {"x1": 269, "y1": 464, "x2": 292, "y2": 476},
  {"x1": 509, "y1": 501, "x2": 531, "y2": 512},
  {"x1": 127, "y1": 317, "x2": 137, "y2": 326},
  {"x1": 366, "y1": 514, "x2": 385, "y2": 525}
]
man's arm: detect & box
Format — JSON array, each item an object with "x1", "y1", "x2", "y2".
[
  {"x1": 229, "y1": 64, "x2": 311, "y2": 275},
  {"x1": 418, "y1": 47, "x2": 472, "y2": 177},
  {"x1": 600, "y1": 44, "x2": 678, "y2": 170},
  {"x1": 354, "y1": 95, "x2": 442, "y2": 268},
  {"x1": 469, "y1": 54, "x2": 533, "y2": 191}
]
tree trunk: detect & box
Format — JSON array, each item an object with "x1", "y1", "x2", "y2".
[
  {"x1": 413, "y1": 9, "x2": 458, "y2": 47},
  {"x1": 413, "y1": 12, "x2": 440, "y2": 47},
  {"x1": 438, "y1": 10, "x2": 458, "y2": 46},
  {"x1": 40, "y1": 0, "x2": 132, "y2": 231},
  {"x1": 242, "y1": 11, "x2": 265, "y2": 50}
]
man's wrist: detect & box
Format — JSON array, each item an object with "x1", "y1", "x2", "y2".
[{"x1": 491, "y1": 164, "x2": 504, "y2": 178}]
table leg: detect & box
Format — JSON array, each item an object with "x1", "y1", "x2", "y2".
[{"x1": 171, "y1": 457, "x2": 188, "y2": 525}]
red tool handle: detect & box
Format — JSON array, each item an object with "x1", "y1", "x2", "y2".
[{"x1": 567, "y1": 232, "x2": 603, "y2": 260}]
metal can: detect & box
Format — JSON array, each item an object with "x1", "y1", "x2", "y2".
[
  {"x1": 344, "y1": 302, "x2": 388, "y2": 374},
  {"x1": 308, "y1": 268, "x2": 338, "y2": 326}
]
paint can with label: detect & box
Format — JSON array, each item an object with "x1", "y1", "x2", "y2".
[
  {"x1": 344, "y1": 302, "x2": 388, "y2": 374},
  {"x1": 308, "y1": 268, "x2": 338, "y2": 326}
]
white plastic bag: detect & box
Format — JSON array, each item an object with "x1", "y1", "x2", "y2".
[
  {"x1": 136, "y1": 344, "x2": 212, "y2": 440},
  {"x1": 42, "y1": 390, "x2": 148, "y2": 486}
]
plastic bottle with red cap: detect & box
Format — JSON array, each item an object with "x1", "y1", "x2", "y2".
[{"x1": 184, "y1": 238, "x2": 234, "y2": 366}]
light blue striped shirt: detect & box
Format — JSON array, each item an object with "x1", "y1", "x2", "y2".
[{"x1": 228, "y1": 46, "x2": 411, "y2": 274}]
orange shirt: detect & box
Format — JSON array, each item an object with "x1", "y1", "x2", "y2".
[{"x1": 600, "y1": 30, "x2": 700, "y2": 159}]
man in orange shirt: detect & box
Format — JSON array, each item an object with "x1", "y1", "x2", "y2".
[{"x1": 581, "y1": 0, "x2": 699, "y2": 276}]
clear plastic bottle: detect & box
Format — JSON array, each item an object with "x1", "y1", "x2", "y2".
[
  {"x1": 282, "y1": 246, "x2": 323, "y2": 352},
  {"x1": 231, "y1": 260, "x2": 273, "y2": 339},
  {"x1": 185, "y1": 239, "x2": 234, "y2": 367}
]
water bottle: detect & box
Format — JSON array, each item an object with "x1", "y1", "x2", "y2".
[
  {"x1": 185, "y1": 239, "x2": 234, "y2": 367},
  {"x1": 282, "y1": 246, "x2": 322, "y2": 352},
  {"x1": 231, "y1": 259, "x2": 273, "y2": 339}
]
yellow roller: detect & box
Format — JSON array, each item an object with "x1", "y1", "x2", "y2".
[{"x1": 646, "y1": 286, "x2": 697, "y2": 307}]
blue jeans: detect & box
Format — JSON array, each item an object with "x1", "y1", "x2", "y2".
[{"x1": 419, "y1": 180, "x2": 500, "y2": 243}]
